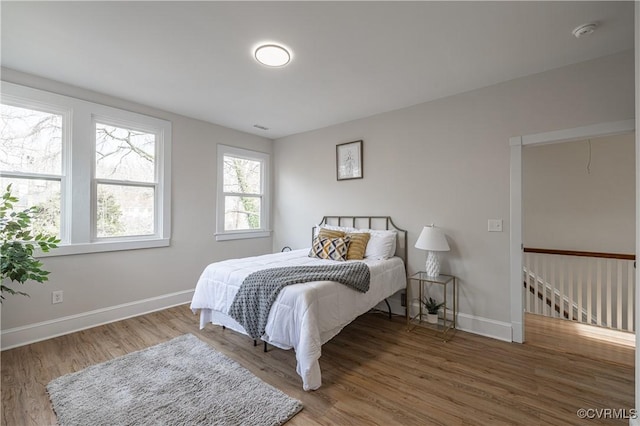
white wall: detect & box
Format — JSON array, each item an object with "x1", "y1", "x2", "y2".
[
  {"x1": 272, "y1": 50, "x2": 635, "y2": 340},
  {"x1": 0, "y1": 68, "x2": 274, "y2": 347},
  {"x1": 523, "y1": 133, "x2": 635, "y2": 254}
]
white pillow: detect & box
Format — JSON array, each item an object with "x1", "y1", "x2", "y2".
[
  {"x1": 316, "y1": 224, "x2": 356, "y2": 238},
  {"x1": 319, "y1": 224, "x2": 357, "y2": 233},
  {"x1": 318, "y1": 224, "x2": 396, "y2": 259},
  {"x1": 362, "y1": 229, "x2": 397, "y2": 259}
]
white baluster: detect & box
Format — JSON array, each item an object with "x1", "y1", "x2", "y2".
[
  {"x1": 566, "y1": 258, "x2": 575, "y2": 322},
  {"x1": 605, "y1": 259, "x2": 611, "y2": 328},
  {"x1": 558, "y1": 256, "x2": 573, "y2": 319},
  {"x1": 587, "y1": 261, "x2": 593, "y2": 325},
  {"x1": 616, "y1": 261, "x2": 622, "y2": 330},
  {"x1": 596, "y1": 259, "x2": 602, "y2": 327},
  {"x1": 550, "y1": 256, "x2": 556, "y2": 318},
  {"x1": 524, "y1": 253, "x2": 530, "y2": 313},
  {"x1": 627, "y1": 255, "x2": 637, "y2": 331},
  {"x1": 541, "y1": 256, "x2": 551, "y2": 317},
  {"x1": 533, "y1": 253, "x2": 541, "y2": 314},
  {"x1": 569, "y1": 256, "x2": 588, "y2": 322}
]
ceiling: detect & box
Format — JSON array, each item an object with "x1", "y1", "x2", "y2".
[{"x1": 1, "y1": 1, "x2": 634, "y2": 139}]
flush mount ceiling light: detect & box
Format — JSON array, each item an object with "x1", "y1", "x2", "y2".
[
  {"x1": 254, "y1": 44, "x2": 291, "y2": 67},
  {"x1": 572, "y1": 23, "x2": 597, "y2": 38}
]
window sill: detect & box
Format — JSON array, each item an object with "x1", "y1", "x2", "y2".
[
  {"x1": 36, "y1": 238, "x2": 171, "y2": 257},
  {"x1": 215, "y1": 230, "x2": 271, "y2": 241}
]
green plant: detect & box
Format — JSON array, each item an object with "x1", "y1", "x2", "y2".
[
  {"x1": 422, "y1": 296, "x2": 444, "y2": 315},
  {"x1": 0, "y1": 184, "x2": 60, "y2": 301}
]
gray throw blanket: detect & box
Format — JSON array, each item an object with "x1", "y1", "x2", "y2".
[{"x1": 228, "y1": 262, "x2": 371, "y2": 340}]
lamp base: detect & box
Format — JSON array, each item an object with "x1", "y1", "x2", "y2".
[{"x1": 425, "y1": 251, "x2": 440, "y2": 277}]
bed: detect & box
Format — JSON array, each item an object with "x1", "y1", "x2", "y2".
[{"x1": 190, "y1": 216, "x2": 407, "y2": 390}]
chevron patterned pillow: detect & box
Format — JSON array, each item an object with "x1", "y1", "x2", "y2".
[{"x1": 308, "y1": 236, "x2": 350, "y2": 261}]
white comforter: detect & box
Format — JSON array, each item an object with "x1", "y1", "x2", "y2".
[{"x1": 190, "y1": 249, "x2": 406, "y2": 390}]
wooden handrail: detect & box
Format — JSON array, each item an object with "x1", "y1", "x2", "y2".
[{"x1": 524, "y1": 247, "x2": 635, "y2": 261}]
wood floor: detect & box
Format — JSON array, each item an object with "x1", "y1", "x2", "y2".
[
  {"x1": 1, "y1": 306, "x2": 634, "y2": 425},
  {"x1": 524, "y1": 312, "x2": 634, "y2": 368}
]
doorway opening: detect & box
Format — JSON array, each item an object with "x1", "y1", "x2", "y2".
[
  {"x1": 509, "y1": 119, "x2": 635, "y2": 345},
  {"x1": 521, "y1": 132, "x2": 635, "y2": 366}
]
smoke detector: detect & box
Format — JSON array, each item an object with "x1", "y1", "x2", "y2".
[{"x1": 572, "y1": 23, "x2": 597, "y2": 38}]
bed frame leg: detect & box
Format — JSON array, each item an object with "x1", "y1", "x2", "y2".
[
  {"x1": 253, "y1": 340, "x2": 257, "y2": 346},
  {"x1": 264, "y1": 342, "x2": 268, "y2": 352},
  {"x1": 222, "y1": 325, "x2": 226, "y2": 330},
  {"x1": 384, "y1": 299, "x2": 392, "y2": 320}
]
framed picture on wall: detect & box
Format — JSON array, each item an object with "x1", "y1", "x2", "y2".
[{"x1": 336, "y1": 140, "x2": 363, "y2": 180}]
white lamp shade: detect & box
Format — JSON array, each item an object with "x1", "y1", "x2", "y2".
[{"x1": 415, "y1": 226, "x2": 450, "y2": 252}]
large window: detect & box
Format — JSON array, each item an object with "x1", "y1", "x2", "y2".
[
  {"x1": 0, "y1": 103, "x2": 65, "y2": 239},
  {"x1": 94, "y1": 121, "x2": 157, "y2": 238},
  {"x1": 216, "y1": 145, "x2": 270, "y2": 241},
  {"x1": 0, "y1": 82, "x2": 171, "y2": 256}
]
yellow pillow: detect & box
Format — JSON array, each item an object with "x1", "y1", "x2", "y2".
[
  {"x1": 345, "y1": 232, "x2": 370, "y2": 260},
  {"x1": 318, "y1": 228, "x2": 346, "y2": 239}
]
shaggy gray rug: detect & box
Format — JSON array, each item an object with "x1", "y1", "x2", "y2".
[{"x1": 47, "y1": 334, "x2": 303, "y2": 426}]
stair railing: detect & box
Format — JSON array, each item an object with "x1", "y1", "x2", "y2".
[{"x1": 523, "y1": 248, "x2": 635, "y2": 332}]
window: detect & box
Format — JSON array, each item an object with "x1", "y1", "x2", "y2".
[
  {"x1": 216, "y1": 145, "x2": 270, "y2": 241},
  {"x1": 94, "y1": 121, "x2": 157, "y2": 238},
  {"x1": 0, "y1": 82, "x2": 171, "y2": 256},
  {"x1": 0, "y1": 103, "x2": 65, "y2": 239}
]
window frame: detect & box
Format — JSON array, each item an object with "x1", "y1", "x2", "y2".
[
  {"x1": 216, "y1": 144, "x2": 270, "y2": 241},
  {"x1": 92, "y1": 115, "x2": 161, "y2": 241},
  {"x1": 0, "y1": 95, "x2": 71, "y2": 242},
  {"x1": 1, "y1": 81, "x2": 171, "y2": 256}
]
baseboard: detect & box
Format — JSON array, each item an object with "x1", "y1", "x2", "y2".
[
  {"x1": 2, "y1": 290, "x2": 514, "y2": 350},
  {"x1": 401, "y1": 299, "x2": 513, "y2": 342},
  {"x1": 455, "y1": 312, "x2": 513, "y2": 342},
  {"x1": 1, "y1": 289, "x2": 194, "y2": 350}
]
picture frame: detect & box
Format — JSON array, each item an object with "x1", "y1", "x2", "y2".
[{"x1": 336, "y1": 140, "x2": 363, "y2": 181}]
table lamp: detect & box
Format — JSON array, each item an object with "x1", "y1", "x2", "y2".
[{"x1": 415, "y1": 225, "x2": 450, "y2": 277}]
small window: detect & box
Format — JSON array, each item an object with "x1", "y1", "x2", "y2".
[{"x1": 216, "y1": 145, "x2": 270, "y2": 241}]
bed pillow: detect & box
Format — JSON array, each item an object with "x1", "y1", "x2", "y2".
[
  {"x1": 319, "y1": 224, "x2": 396, "y2": 259},
  {"x1": 344, "y1": 232, "x2": 370, "y2": 260},
  {"x1": 308, "y1": 236, "x2": 350, "y2": 261},
  {"x1": 318, "y1": 228, "x2": 346, "y2": 239},
  {"x1": 363, "y1": 229, "x2": 397, "y2": 259},
  {"x1": 319, "y1": 224, "x2": 358, "y2": 234}
]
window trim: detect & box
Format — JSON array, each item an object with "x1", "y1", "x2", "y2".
[
  {"x1": 1, "y1": 81, "x2": 171, "y2": 256},
  {"x1": 92, "y1": 116, "x2": 161, "y2": 241},
  {"x1": 1, "y1": 93, "x2": 72, "y2": 243},
  {"x1": 215, "y1": 144, "x2": 270, "y2": 241}
]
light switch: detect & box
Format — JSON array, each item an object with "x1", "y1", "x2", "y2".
[{"x1": 488, "y1": 219, "x2": 503, "y2": 232}]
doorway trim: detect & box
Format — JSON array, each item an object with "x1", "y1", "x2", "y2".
[{"x1": 509, "y1": 119, "x2": 635, "y2": 343}]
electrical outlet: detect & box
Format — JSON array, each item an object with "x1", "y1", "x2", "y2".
[{"x1": 52, "y1": 290, "x2": 63, "y2": 304}]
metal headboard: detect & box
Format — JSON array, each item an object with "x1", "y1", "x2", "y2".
[{"x1": 314, "y1": 216, "x2": 408, "y2": 266}]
